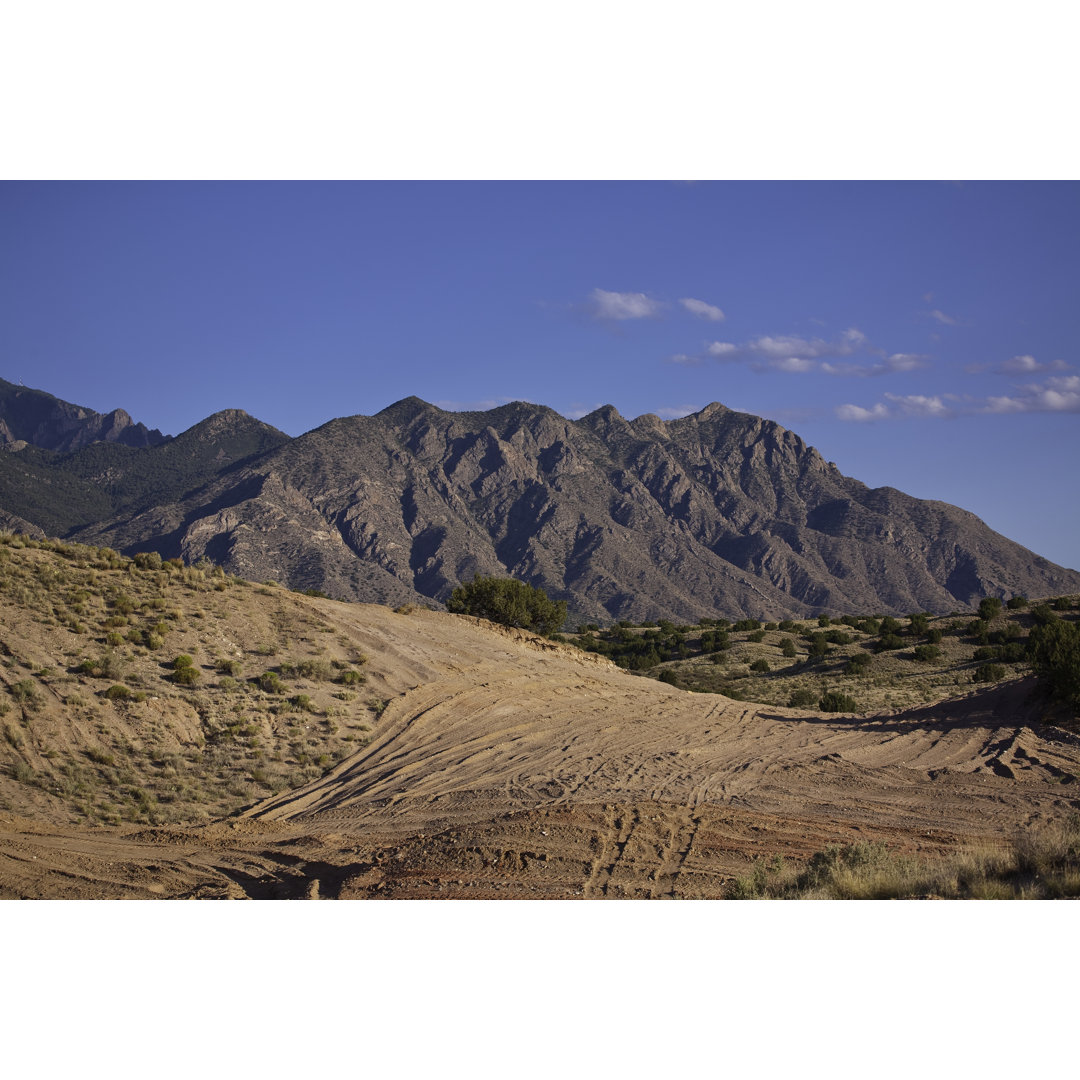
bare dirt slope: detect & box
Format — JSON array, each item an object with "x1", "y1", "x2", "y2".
[{"x1": 4, "y1": 597, "x2": 1079, "y2": 899}]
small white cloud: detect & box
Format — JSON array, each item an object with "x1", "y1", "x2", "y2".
[
  {"x1": 666, "y1": 353, "x2": 702, "y2": 366},
  {"x1": 679, "y1": 297, "x2": 725, "y2": 322},
  {"x1": 928, "y1": 308, "x2": 958, "y2": 326},
  {"x1": 766, "y1": 356, "x2": 817, "y2": 373},
  {"x1": 884, "y1": 393, "x2": 950, "y2": 417},
  {"x1": 707, "y1": 341, "x2": 739, "y2": 357},
  {"x1": 590, "y1": 288, "x2": 663, "y2": 320},
  {"x1": 922, "y1": 291, "x2": 934, "y2": 303},
  {"x1": 836, "y1": 403, "x2": 890, "y2": 421},
  {"x1": 655, "y1": 405, "x2": 701, "y2": 419},
  {"x1": 967, "y1": 354, "x2": 1071, "y2": 376},
  {"x1": 821, "y1": 353, "x2": 928, "y2": 377}
]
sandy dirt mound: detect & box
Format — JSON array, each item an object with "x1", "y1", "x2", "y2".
[{"x1": 3, "y1": 604, "x2": 1079, "y2": 898}]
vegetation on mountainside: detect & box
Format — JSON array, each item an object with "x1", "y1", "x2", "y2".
[
  {"x1": 563, "y1": 601, "x2": 1080, "y2": 717},
  {"x1": 447, "y1": 575, "x2": 567, "y2": 636},
  {"x1": 0, "y1": 535, "x2": 378, "y2": 826}
]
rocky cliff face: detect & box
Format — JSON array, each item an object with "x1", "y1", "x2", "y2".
[
  {"x1": 62, "y1": 397, "x2": 1080, "y2": 623},
  {"x1": 0, "y1": 378, "x2": 167, "y2": 452}
]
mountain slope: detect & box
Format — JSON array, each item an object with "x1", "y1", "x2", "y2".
[{"x1": 58, "y1": 396, "x2": 1080, "y2": 622}]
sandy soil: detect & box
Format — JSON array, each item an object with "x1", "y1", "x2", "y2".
[{"x1": 3, "y1": 604, "x2": 1079, "y2": 898}]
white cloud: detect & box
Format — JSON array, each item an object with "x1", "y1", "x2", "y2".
[
  {"x1": 707, "y1": 341, "x2": 739, "y2": 357},
  {"x1": 722, "y1": 327, "x2": 870, "y2": 363},
  {"x1": 679, "y1": 297, "x2": 725, "y2": 321},
  {"x1": 769, "y1": 356, "x2": 817, "y2": 373},
  {"x1": 927, "y1": 308, "x2": 958, "y2": 325},
  {"x1": 985, "y1": 375, "x2": 1080, "y2": 413},
  {"x1": 836, "y1": 403, "x2": 890, "y2": 421},
  {"x1": 884, "y1": 392, "x2": 950, "y2": 417},
  {"x1": 821, "y1": 353, "x2": 929, "y2": 377},
  {"x1": 590, "y1": 288, "x2": 663, "y2": 320},
  {"x1": 968, "y1": 354, "x2": 1072, "y2": 375},
  {"x1": 666, "y1": 353, "x2": 702, "y2": 366}
]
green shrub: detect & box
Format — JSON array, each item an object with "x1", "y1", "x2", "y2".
[
  {"x1": 173, "y1": 654, "x2": 194, "y2": 670},
  {"x1": 10, "y1": 679, "x2": 38, "y2": 703},
  {"x1": 216, "y1": 659, "x2": 243, "y2": 677},
  {"x1": 657, "y1": 669, "x2": 680, "y2": 686},
  {"x1": 912, "y1": 644, "x2": 941, "y2": 663},
  {"x1": 172, "y1": 665, "x2": 199, "y2": 686},
  {"x1": 879, "y1": 616, "x2": 902, "y2": 635},
  {"x1": 974, "y1": 663, "x2": 1007, "y2": 683},
  {"x1": 749, "y1": 659, "x2": 770, "y2": 673},
  {"x1": 733, "y1": 619, "x2": 761, "y2": 632},
  {"x1": 926, "y1": 628, "x2": 943, "y2": 644},
  {"x1": 104, "y1": 684, "x2": 131, "y2": 700},
  {"x1": 1052, "y1": 596, "x2": 1075, "y2": 612},
  {"x1": 106, "y1": 632, "x2": 124, "y2": 647},
  {"x1": 1029, "y1": 619, "x2": 1080, "y2": 712},
  {"x1": 819, "y1": 691, "x2": 860, "y2": 713},
  {"x1": 788, "y1": 689, "x2": 818, "y2": 708},
  {"x1": 747, "y1": 629, "x2": 766, "y2": 643},
  {"x1": 978, "y1": 597, "x2": 1003, "y2": 621},
  {"x1": 336, "y1": 669, "x2": 365, "y2": 686},
  {"x1": 875, "y1": 633, "x2": 904, "y2": 652},
  {"x1": 446, "y1": 575, "x2": 567, "y2": 636},
  {"x1": 908, "y1": 613, "x2": 930, "y2": 637},
  {"x1": 844, "y1": 652, "x2": 871, "y2": 674},
  {"x1": 1031, "y1": 604, "x2": 1059, "y2": 626},
  {"x1": 258, "y1": 671, "x2": 285, "y2": 694},
  {"x1": 781, "y1": 638, "x2": 797, "y2": 658},
  {"x1": 1006, "y1": 595, "x2": 1028, "y2": 610}
]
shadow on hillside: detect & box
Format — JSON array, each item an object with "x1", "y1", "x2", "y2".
[{"x1": 756, "y1": 677, "x2": 1055, "y2": 736}]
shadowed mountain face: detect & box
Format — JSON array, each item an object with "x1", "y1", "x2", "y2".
[
  {"x1": 0, "y1": 377, "x2": 167, "y2": 452},
  {"x1": 11, "y1": 393, "x2": 1069, "y2": 624}
]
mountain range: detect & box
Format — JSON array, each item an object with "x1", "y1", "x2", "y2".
[{"x1": 1, "y1": 379, "x2": 1077, "y2": 623}]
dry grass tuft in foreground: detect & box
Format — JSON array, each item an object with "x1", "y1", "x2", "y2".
[{"x1": 726, "y1": 817, "x2": 1080, "y2": 899}]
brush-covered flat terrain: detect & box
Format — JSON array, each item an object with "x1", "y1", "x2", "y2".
[{"x1": 1, "y1": 535, "x2": 1079, "y2": 899}]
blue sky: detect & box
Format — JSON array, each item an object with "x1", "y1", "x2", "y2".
[{"x1": 1, "y1": 180, "x2": 1077, "y2": 570}]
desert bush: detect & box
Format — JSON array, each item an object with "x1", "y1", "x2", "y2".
[
  {"x1": 104, "y1": 684, "x2": 131, "y2": 701},
  {"x1": 908, "y1": 613, "x2": 930, "y2": 637},
  {"x1": 974, "y1": 663, "x2": 1007, "y2": 683},
  {"x1": 879, "y1": 616, "x2": 902, "y2": 635},
  {"x1": 1029, "y1": 619, "x2": 1080, "y2": 712},
  {"x1": 447, "y1": 575, "x2": 567, "y2": 636},
  {"x1": 296, "y1": 659, "x2": 331, "y2": 681},
  {"x1": 106, "y1": 632, "x2": 124, "y2": 647},
  {"x1": 172, "y1": 665, "x2": 200, "y2": 686},
  {"x1": 979, "y1": 597, "x2": 1003, "y2": 621},
  {"x1": 818, "y1": 691, "x2": 860, "y2": 713},
  {"x1": 258, "y1": 670, "x2": 285, "y2": 694},
  {"x1": 781, "y1": 638, "x2": 797, "y2": 658},
  {"x1": 912, "y1": 644, "x2": 941, "y2": 663},
  {"x1": 336, "y1": 669, "x2": 365, "y2": 686},
  {"x1": 844, "y1": 652, "x2": 871, "y2": 675},
  {"x1": 749, "y1": 659, "x2": 770, "y2": 673},
  {"x1": 747, "y1": 629, "x2": 766, "y2": 643},
  {"x1": 733, "y1": 619, "x2": 761, "y2": 632},
  {"x1": 10, "y1": 679, "x2": 38, "y2": 703},
  {"x1": 291, "y1": 694, "x2": 316, "y2": 713},
  {"x1": 657, "y1": 669, "x2": 680, "y2": 686},
  {"x1": 1052, "y1": 596, "x2": 1075, "y2": 612},
  {"x1": 1031, "y1": 604, "x2": 1060, "y2": 626},
  {"x1": 926, "y1": 628, "x2": 943, "y2": 645},
  {"x1": 216, "y1": 658, "x2": 243, "y2": 677},
  {"x1": 875, "y1": 633, "x2": 904, "y2": 653},
  {"x1": 788, "y1": 688, "x2": 818, "y2": 708},
  {"x1": 1006, "y1": 595, "x2": 1029, "y2": 610}
]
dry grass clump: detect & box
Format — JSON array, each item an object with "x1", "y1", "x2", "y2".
[{"x1": 725, "y1": 817, "x2": 1080, "y2": 899}]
